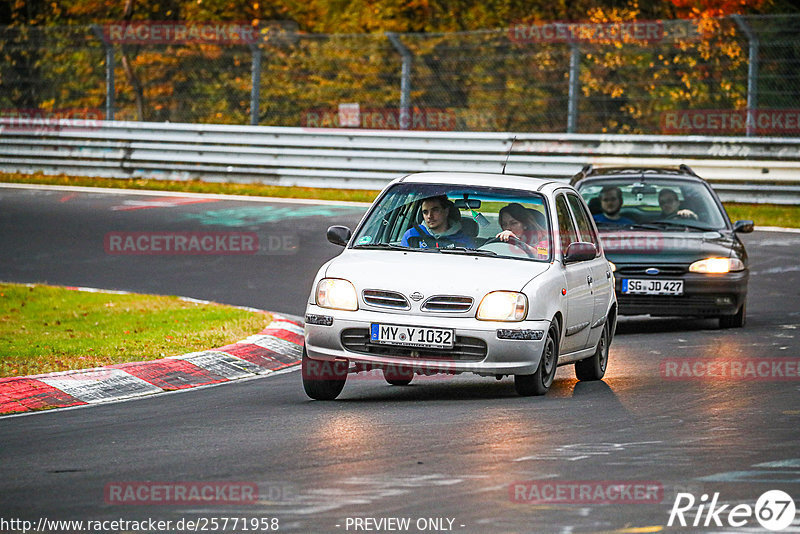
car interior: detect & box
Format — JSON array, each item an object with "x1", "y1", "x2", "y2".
[
  {"x1": 367, "y1": 196, "x2": 548, "y2": 251},
  {"x1": 584, "y1": 182, "x2": 718, "y2": 227}
]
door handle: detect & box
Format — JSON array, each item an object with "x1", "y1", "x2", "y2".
[{"x1": 587, "y1": 275, "x2": 593, "y2": 285}]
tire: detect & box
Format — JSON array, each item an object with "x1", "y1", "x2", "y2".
[
  {"x1": 575, "y1": 320, "x2": 610, "y2": 381},
  {"x1": 383, "y1": 364, "x2": 414, "y2": 386},
  {"x1": 719, "y1": 301, "x2": 746, "y2": 329},
  {"x1": 301, "y1": 348, "x2": 347, "y2": 400},
  {"x1": 514, "y1": 320, "x2": 559, "y2": 396}
]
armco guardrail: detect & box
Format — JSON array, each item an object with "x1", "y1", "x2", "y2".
[{"x1": 1, "y1": 120, "x2": 799, "y2": 203}]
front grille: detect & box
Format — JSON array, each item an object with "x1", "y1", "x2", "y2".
[
  {"x1": 618, "y1": 294, "x2": 734, "y2": 316},
  {"x1": 362, "y1": 289, "x2": 409, "y2": 310},
  {"x1": 340, "y1": 328, "x2": 487, "y2": 361},
  {"x1": 617, "y1": 265, "x2": 687, "y2": 276},
  {"x1": 422, "y1": 295, "x2": 474, "y2": 313}
]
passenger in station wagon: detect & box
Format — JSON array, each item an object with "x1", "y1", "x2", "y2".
[
  {"x1": 495, "y1": 203, "x2": 549, "y2": 258},
  {"x1": 401, "y1": 195, "x2": 475, "y2": 248},
  {"x1": 593, "y1": 185, "x2": 635, "y2": 225}
]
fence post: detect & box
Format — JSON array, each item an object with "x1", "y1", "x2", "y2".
[
  {"x1": 90, "y1": 25, "x2": 115, "y2": 121},
  {"x1": 732, "y1": 15, "x2": 759, "y2": 137},
  {"x1": 387, "y1": 32, "x2": 412, "y2": 130},
  {"x1": 249, "y1": 43, "x2": 262, "y2": 126},
  {"x1": 567, "y1": 41, "x2": 580, "y2": 133}
]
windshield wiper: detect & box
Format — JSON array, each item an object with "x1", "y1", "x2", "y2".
[
  {"x1": 640, "y1": 221, "x2": 711, "y2": 231},
  {"x1": 352, "y1": 243, "x2": 439, "y2": 252},
  {"x1": 626, "y1": 223, "x2": 671, "y2": 230},
  {"x1": 596, "y1": 221, "x2": 631, "y2": 228},
  {"x1": 438, "y1": 247, "x2": 498, "y2": 257}
]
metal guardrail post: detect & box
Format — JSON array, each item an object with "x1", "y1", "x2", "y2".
[
  {"x1": 732, "y1": 15, "x2": 759, "y2": 137},
  {"x1": 90, "y1": 25, "x2": 115, "y2": 121},
  {"x1": 249, "y1": 43, "x2": 262, "y2": 126},
  {"x1": 387, "y1": 32, "x2": 412, "y2": 130},
  {"x1": 567, "y1": 41, "x2": 580, "y2": 134}
]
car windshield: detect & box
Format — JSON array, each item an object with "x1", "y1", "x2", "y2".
[
  {"x1": 351, "y1": 182, "x2": 551, "y2": 262},
  {"x1": 577, "y1": 178, "x2": 727, "y2": 230}
]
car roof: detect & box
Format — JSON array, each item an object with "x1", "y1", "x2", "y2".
[
  {"x1": 399, "y1": 171, "x2": 567, "y2": 194},
  {"x1": 570, "y1": 166, "x2": 708, "y2": 187}
]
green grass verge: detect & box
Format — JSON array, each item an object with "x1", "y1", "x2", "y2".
[
  {"x1": 0, "y1": 283, "x2": 271, "y2": 378},
  {"x1": 1, "y1": 171, "x2": 798, "y2": 228},
  {"x1": 724, "y1": 203, "x2": 800, "y2": 229},
  {"x1": 0, "y1": 171, "x2": 380, "y2": 204}
]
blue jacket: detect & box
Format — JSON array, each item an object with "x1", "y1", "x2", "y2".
[
  {"x1": 594, "y1": 213, "x2": 635, "y2": 225},
  {"x1": 401, "y1": 224, "x2": 475, "y2": 249}
]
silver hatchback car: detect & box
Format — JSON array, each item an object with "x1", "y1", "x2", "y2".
[{"x1": 303, "y1": 172, "x2": 617, "y2": 399}]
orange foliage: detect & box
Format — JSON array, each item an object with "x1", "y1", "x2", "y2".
[{"x1": 665, "y1": 0, "x2": 767, "y2": 17}]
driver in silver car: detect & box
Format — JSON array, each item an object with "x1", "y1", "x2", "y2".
[
  {"x1": 400, "y1": 195, "x2": 475, "y2": 248},
  {"x1": 495, "y1": 203, "x2": 549, "y2": 259}
]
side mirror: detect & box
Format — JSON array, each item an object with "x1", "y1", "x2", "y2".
[
  {"x1": 564, "y1": 242, "x2": 597, "y2": 263},
  {"x1": 326, "y1": 225, "x2": 352, "y2": 246},
  {"x1": 733, "y1": 220, "x2": 754, "y2": 234}
]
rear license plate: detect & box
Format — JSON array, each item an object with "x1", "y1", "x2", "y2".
[
  {"x1": 622, "y1": 279, "x2": 684, "y2": 296},
  {"x1": 370, "y1": 324, "x2": 454, "y2": 349}
]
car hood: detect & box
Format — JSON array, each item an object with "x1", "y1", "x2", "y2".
[
  {"x1": 600, "y1": 228, "x2": 742, "y2": 264},
  {"x1": 325, "y1": 250, "x2": 551, "y2": 297}
]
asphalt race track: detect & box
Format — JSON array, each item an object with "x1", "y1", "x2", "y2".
[{"x1": 1, "y1": 185, "x2": 799, "y2": 534}]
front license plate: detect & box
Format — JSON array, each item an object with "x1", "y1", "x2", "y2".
[
  {"x1": 622, "y1": 279, "x2": 684, "y2": 296},
  {"x1": 370, "y1": 324, "x2": 454, "y2": 349}
]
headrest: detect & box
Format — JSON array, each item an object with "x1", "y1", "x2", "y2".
[
  {"x1": 528, "y1": 208, "x2": 547, "y2": 228},
  {"x1": 460, "y1": 216, "x2": 479, "y2": 238}
]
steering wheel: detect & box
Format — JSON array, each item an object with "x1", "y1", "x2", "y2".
[
  {"x1": 479, "y1": 236, "x2": 536, "y2": 258},
  {"x1": 658, "y1": 210, "x2": 697, "y2": 222}
]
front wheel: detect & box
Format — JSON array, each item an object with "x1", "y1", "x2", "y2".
[
  {"x1": 575, "y1": 320, "x2": 609, "y2": 381},
  {"x1": 514, "y1": 320, "x2": 559, "y2": 396},
  {"x1": 302, "y1": 348, "x2": 347, "y2": 400}
]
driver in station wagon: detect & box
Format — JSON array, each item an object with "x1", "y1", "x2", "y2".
[{"x1": 400, "y1": 195, "x2": 475, "y2": 249}]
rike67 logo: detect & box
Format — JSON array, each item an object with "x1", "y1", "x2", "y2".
[{"x1": 668, "y1": 490, "x2": 796, "y2": 531}]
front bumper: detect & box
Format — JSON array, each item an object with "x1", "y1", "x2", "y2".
[
  {"x1": 304, "y1": 304, "x2": 551, "y2": 376},
  {"x1": 615, "y1": 270, "x2": 748, "y2": 317}
]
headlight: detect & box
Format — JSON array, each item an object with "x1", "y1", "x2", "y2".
[
  {"x1": 689, "y1": 257, "x2": 745, "y2": 274},
  {"x1": 608, "y1": 261, "x2": 616, "y2": 272},
  {"x1": 477, "y1": 291, "x2": 527, "y2": 322},
  {"x1": 316, "y1": 278, "x2": 358, "y2": 311}
]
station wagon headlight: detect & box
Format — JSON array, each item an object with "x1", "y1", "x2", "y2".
[
  {"x1": 608, "y1": 261, "x2": 617, "y2": 272},
  {"x1": 316, "y1": 278, "x2": 358, "y2": 311},
  {"x1": 689, "y1": 258, "x2": 745, "y2": 274},
  {"x1": 477, "y1": 291, "x2": 527, "y2": 322}
]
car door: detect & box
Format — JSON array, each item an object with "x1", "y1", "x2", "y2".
[
  {"x1": 555, "y1": 193, "x2": 593, "y2": 354},
  {"x1": 566, "y1": 192, "x2": 613, "y2": 348}
]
